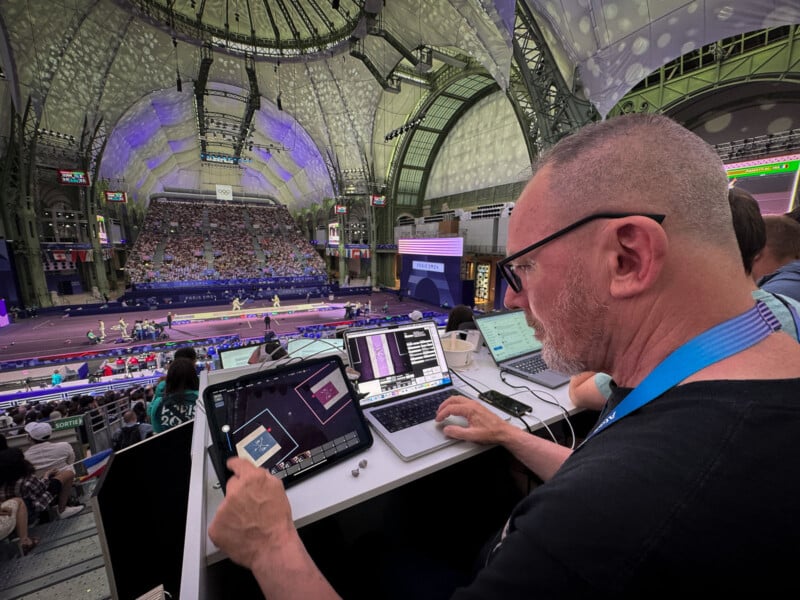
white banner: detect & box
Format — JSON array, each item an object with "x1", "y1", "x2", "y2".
[
  {"x1": 328, "y1": 221, "x2": 339, "y2": 245},
  {"x1": 216, "y1": 184, "x2": 233, "y2": 201}
]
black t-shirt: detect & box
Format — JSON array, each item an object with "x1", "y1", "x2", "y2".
[{"x1": 455, "y1": 379, "x2": 800, "y2": 598}]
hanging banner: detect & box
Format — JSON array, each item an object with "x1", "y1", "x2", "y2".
[
  {"x1": 216, "y1": 184, "x2": 233, "y2": 201},
  {"x1": 97, "y1": 215, "x2": 108, "y2": 245},
  {"x1": 328, "y1": 221, "x2": 339, "y2": 245}
]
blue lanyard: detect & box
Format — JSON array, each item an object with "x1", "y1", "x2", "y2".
[
  {"x1": 791, "y1": 304, "x2": 800, "y2": 337},
  {"x1": 583, "y1": 301, "x2": 782, "y2": 444},
  {"x1": 775, "y1": 294, "x2": 800, "y2": 340}
]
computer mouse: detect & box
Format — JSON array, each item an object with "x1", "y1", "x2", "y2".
[{"x1": 437, "y1": 414, "x2": 469, "y2": 428}]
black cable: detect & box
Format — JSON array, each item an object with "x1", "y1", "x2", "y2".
[
  {"x1": 517, "y1": 414, "x2": 534, "y2": 435},
  {"x1": 499, "y1": 369, "x2": 576, "y2": 449},
  {"x1": 450, "y1": 368, "x2": 483, "y2": 395},
  {"x1": 451, "y1": 369, "x2": 547, "y2": 432}
]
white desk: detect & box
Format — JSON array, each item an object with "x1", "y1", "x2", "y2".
[{"x1": 180, "y1": 347, "x2": 580, "y2": 600}]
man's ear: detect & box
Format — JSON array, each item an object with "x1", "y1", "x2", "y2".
[{"x1": 604, "y1": 218, "x2": 667, "y2": 299}]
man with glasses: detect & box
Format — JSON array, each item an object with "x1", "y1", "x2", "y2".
[{"x1": 208, "y1": 114, "x2": 800, "y2": 597}]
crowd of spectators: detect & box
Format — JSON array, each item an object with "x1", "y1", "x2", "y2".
[
  {"x1": 125, "y1": 200, "x2": 325, "y2": 285},
  {"x1": 0, "y1": 344, "x2": 206, "y2": 555}
]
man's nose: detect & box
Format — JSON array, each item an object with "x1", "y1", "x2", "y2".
[{"x1": 503, "y1": 286, "x2": 522, "y2": 310}]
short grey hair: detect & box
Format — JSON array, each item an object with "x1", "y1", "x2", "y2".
[{"x1": 533, "y1": 113, "x2": 733, "y2": 245}]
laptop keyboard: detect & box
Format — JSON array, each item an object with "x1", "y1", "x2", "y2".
[
  {"x1": 372, "y1": 390, "x2": 459, "y2": 433},
  {"x1": 511, "y1": 354, "x2": 549, "y2": 374}
]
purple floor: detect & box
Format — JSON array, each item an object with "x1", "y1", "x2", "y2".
[{"x1": 0, "y1": 292, "x2": 443, "y2": 363}]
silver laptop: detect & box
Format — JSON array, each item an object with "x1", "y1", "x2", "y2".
[
  {"x1": 474, "y1": 310, "x2": 570, "y2": 389},
  {"x1": 343, "y1": 320, "x2": 508, "y2": 461},
  {"x1": 286, "y1": 338, "x2": 345, "y2": 359},
  {"x1": 218, "y1": 342, "x2": 264, "y2": 369}
]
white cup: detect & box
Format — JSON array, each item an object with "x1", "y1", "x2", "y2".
[
  {"x1": 460, "y1": 329, "x2": 483, "y2": 352},
  {"x1": 442, "y1": 336, "x2": 475, "y2": 368}
]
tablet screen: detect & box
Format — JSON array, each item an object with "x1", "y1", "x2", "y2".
[{"x1": 203, "y1": 355, "x2": 372, "y2": 489}]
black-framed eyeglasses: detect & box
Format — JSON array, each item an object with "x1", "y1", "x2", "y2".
[{"x1": 498, "y1": 212, "x2": 666, "y2": 293}]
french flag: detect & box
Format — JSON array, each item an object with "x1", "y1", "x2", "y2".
[{"x1": 76, "y1": 448, "x2": 113, "y2": 484}]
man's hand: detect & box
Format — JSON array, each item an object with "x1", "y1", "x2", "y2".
[
  {"x1": 435, "y1": 395, "x2": 511, "y2": 445},
  {"x1": 208, "y1": 457, "x2": 295, "y2": 570}
]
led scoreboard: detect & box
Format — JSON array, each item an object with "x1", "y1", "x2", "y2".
[{"x1": 58, "y1": 170, "x2": 91, "y2": 186}]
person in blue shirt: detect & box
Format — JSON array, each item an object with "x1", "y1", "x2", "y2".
[
  {"x1": 752, "y1": 214, "x2": 800, "y2": 303},
  {"x1": 50, "y1": 369, "x2": 62, "y2": 387}
]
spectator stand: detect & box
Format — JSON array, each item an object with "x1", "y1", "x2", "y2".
[
  {"x1": 0, "y1": 334, "x2": 242, "y2": 375},
  {"x1": 0, "y1": 372, "x2": 164, "y2": 411}
]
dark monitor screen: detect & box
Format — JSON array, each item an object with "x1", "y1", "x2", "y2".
[{"x1": 92, "y1": 420, "x2": 193, "y2": 599}]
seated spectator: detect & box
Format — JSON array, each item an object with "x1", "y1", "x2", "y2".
[
  {"x1": 0, "y1": 496, "x2": 39, "y2": 554},
  {"x1": 445, "y1": 304, "x2": 476, "y2": 332},
  {"x1": 23, "y1": 422, "x2": 75, "y2": 476},
  {"x1": 131, "y1": 399, "x2": 148, "y2": 426},
  {"x1": 111, "y1": 410, "x2": 154, "y2": 451},
  {"x1": 9, "y1": 413, "x2": 26, "y2": 437},
  {"x1": 51, "y1": 369, "x2": 62, "y2": 387},
  {"x1": 248, "y1": 340, "x2": 289, "y2": 365},
  {"x1": 127, "y1": 355, "x2": 140, "y2": 372},
  {"x1": 153, "y1": 346, "x2": 198, "y2": 400},
  {"x1": 86, "y1": 330, "x2": 99, "y2": 344},
  {"x1": 0, "y1": 448, "x2": 83, "y2": 521},
  {"x1": 752, "y1": 214, "x2": 800, "y2": 302},
  {"x1": 147, "y1": 358, "x2": 199, "y2": 434}
]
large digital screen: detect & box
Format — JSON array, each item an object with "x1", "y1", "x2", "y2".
[
  {"x1": 398, "y1": 238, "x2": 463, "y2": 257},
  {"x1": 335, "y1": 205, "x2": 348, "y2": 214},
  {"x1": 370, "y1": 195, "x2": 386, "y2": 206},
  {"x1": 105, "y1": 191, "x2": 127, "y2": 203},
  {"x1": 399, "y1": 238, "x2": 464, "y2": 306},
  {"x1": 58, "y1": 170, "x2": 91, "y2": 186},
  {"x1": 726, "y1": 155, "x2": 800, "y2": 214}
]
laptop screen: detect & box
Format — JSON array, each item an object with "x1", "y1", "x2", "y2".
[
  {"x1": 286, "y1": 338, "x2": 344, "y2": 359},
  {"x1": 218, "y1": 343, "x2": 262, "y2": 369},
  {"x1": 344, "y1": 321, "x2": 452, "y2": 408},
  {"x1": 475, "y1": 310, "x2": 543, "y2": 363},
  {"x1": 203, "y1": 356, "x2": 372, "y2": 489}
]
